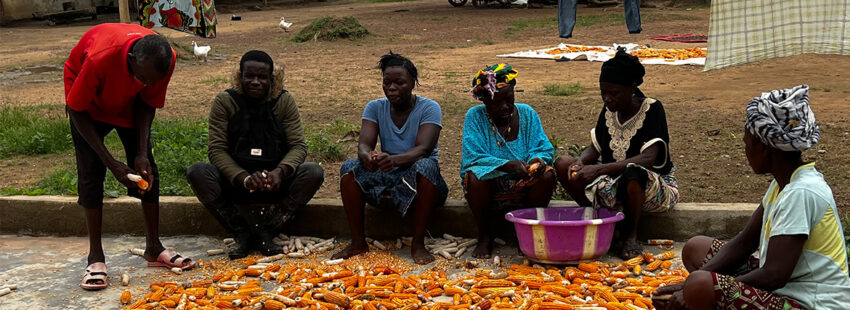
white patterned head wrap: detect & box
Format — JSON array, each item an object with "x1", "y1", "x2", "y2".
[{"x1": 745, "y1": 85, "x2": 820, "y2": 152}]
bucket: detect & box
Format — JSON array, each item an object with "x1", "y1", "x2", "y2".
[{"x1": 505, "y1": 206, "x2": 624, "y2": 264}]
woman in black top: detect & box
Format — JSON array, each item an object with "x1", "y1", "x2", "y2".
[{"x1": 555, "y1": 49, "x2": 679, "y2": 259}]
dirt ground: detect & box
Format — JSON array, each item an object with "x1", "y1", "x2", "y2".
[{"x1": 0, "y1": 0, "x2": 848, "y2": 214}]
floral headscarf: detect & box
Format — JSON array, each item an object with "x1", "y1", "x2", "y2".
[{"x1": 470, "y1": 63, "x2": 518, "y2": 101}]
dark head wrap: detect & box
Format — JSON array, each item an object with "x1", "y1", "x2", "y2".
[
  {"x1": 470, "y1": 63, "x2": 518, "y2": 100},
  {"x1": 600, "y1": 47, "x2": 645, "y2": 87},
  {"x1": 239, "y1": 50, "x2": 274, "y2": 75}
]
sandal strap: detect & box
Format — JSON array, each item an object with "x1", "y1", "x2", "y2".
[{"x1": 166, "y1": 251, "x2": 193, "y2": 266}]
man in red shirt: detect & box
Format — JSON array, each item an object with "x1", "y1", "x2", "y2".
[{"x1": 65, "y1": 23, "x2": 194, "y2": 291}]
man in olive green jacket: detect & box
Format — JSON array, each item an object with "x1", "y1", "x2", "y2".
[{"x1": 187, "y1": 51, "x2": 323, "y2": 258}]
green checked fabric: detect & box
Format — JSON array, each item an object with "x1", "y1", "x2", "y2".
[{"x1": 705, "y1": 0, "x2": 850, "y2": 71}]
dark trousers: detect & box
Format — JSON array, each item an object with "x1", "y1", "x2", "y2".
[
  {"x1": 69, "y1": 110, "x2": 159, "y2": 209},
  {"x1": 558, "y1": 0, "x2": 642, "y2": 38},
  {"x1": 185, "y1": 162, "x2": 324, "y2": 235}
]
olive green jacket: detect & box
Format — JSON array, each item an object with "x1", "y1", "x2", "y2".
[{"x1": 207, "y1": 65, "x2": 307, "y2": 187}]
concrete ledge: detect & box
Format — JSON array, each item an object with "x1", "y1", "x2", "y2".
[{"x1": 0, "y1": 196, "x2": 756, "y2": 241}]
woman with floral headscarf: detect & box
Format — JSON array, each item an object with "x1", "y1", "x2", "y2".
[
  {"x1": 461, "y1": 63, "x2": 556, "y2": 258},
  {"x1": 654, "y1": 85, "x2": 850, "y2": 310},
  {"x1": 555, "y1": 49, "x2": 678, "y2": 259}
]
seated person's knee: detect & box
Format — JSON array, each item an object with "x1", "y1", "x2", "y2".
[{"x1": 554, "y1": 155, "x2": 577, "y2": 172}]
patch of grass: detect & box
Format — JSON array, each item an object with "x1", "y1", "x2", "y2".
[
  {"x1": 200, "y1": 76, "x2": 228, "y2": 85},
  {"x1": 482, "y1": 40, "x2": 495, "y2": 45},
  {"x1": 150, "y1": 118, "x2": 209, "y2": 196},
  {"x1": 504, "y1": 14, "x2": 624, "y2": 37},
  {"x1": 0, "y1": 107, "x2": 71, "y2": 157},
  {"x1": 685, "y1": 3, "x2": 711, "y2": 9},
  {"x1": 576, "y1": 14, "x2": 625, "y2": 27},
  {"x1": 504, "y1": 17, "x2": 557, "y2": 37},
  {"x1": 292, "y1": 16, "x2": 371, "y2": 43},
  {"x1": 1, "y1": 117, "x2": 208, "y2": 197},
  {"x1": 168, "y1": 40, "x2": 194, "y2": 61},
  {"x1": 811, "y1": 87, "x2": 832, "y2": 92},
  {"x1": 305, "y1": 119, "x2": 358, "y2": 163},
  {"x1": 667, "y1": 14, "x2": 703, "y2": 21},
  {"x1": 443, "y1": 72, "x2": 461, "y2": 79},
  {"x1": 543, "y1": 83, "x2": 582, "y2": 96}
]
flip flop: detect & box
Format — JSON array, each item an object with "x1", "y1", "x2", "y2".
[
  {"x1": 80, "y1": 262, "x2": 108, "y2": 290},
  {"x1": 147, "y1": 249, "x2": 195, "y2": 270}
]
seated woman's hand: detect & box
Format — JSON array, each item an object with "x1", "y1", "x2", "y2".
[
  {"x1": 528, "y1": 157, "x2": 546, "y2": 178},
  {"x1": 504, "y1": 160, "x2": 530, "y2": 179},
  {"x1": 374, "y1": 153, "x2": 397, "y2": 172},
  {"x1": 571, "y1": 164, "x2": 600, "y2": 184},
  {"x1": 652, "y1": 283, "x2": 686, "y2": 310},
  {"x1": 361, "y1": 151, "x2": 386, "y2": 171}
]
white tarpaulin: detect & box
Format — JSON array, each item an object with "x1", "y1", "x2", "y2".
[{"x1": 498, "y1": 43, "x2": 706, "y2": 66}]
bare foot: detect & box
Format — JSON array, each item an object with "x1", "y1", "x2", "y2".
[
  {"x1": 332, "y1": 242, "x2": 369, "y2": 260},
  {"x1": 619, "y1": 238, "x2": 643, "y2": 260},
  {"x1": 142, "y1": 245, "x2": 167, "y2": 262},
  {"x1": 411, "y1": 242, "x2": 435, "y2": 265},
  {"x1": 472, "y1": 237, "x2": 493, "y2": 259}
]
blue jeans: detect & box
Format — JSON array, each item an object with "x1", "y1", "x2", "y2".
[{"x1": 558, "y1": 0, "x2": 642, "y2": 38}]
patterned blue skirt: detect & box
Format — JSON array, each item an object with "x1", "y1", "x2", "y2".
[{"x1": 340, "y1": 157, "x2": 448, "y2": 216}]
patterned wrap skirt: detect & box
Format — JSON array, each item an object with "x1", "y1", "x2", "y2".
[
  {"x1": 703, "y1": 239, "x2": 804, "y2": 310},
  {"x1": 584, "y1": 163, "x2": 678, "y2": 212},
  {"x1": 340, "y1": 157, "x2": 448, "y2": 216}
]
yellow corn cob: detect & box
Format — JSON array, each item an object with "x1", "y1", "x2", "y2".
[
  {"x1": 646, "y1": 260, "x2": 662, "y2": 271},
  {"x1": 641, "y1": 252, "x2": 655, "y2": 263},
  {"x1": 632, "y1": 265, "x2": 641, "y2": 275},
  {"x1": 120, "y1": 290, "x2": 132, "y2": 305},
  {"x1": 577, "y1": 263, "x2": 598, "y2": 273},
  {"x1": 159, "y1": 300, "x2": 176, "y2": 307},
  {"x1": 661, "y1": 260, "x2": 672, "y2": 270},
  {"x1": 598, "y1": 289, "x2": 618, "y2": 303},
  {"x1": 659, "y1": 251, "x2": 675, "y2": 260},
  {"x1": 477, "y1": 279, "x2": 515, "y2": 288},
  {"x1": 613, "y1": 292, "x2": 641, "y2": 301},
  {"x1": 444, "y1": 285, "x2": 466, "y2": 296},
  {"x1": 149, "y1": 287, "x2": 165, "y2": 302},
  {"x1": 537, "y1": 302, "x2": 574, "y2": 309},
  {"x1": 624, "y1": 256, "x2": 643, "y2": 268},
  {"x1": 263, "y1": 299, "x2": 285, "y2": 310},
  {"x1": 323, "y1": 290, "x2": 351, "y2": 307},
  {"x1": 584, "y1": 273, "x2": 603, "y2": 282}
]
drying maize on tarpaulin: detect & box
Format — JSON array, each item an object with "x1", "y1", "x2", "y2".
[
  {"x1": 119, "y1": 248, "x2": 688, "y2": 310},
  {"x1": 627, "y1": 47, "x2": 707, "y2": 61}
]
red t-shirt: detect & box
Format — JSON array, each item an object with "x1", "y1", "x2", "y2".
[{"x1": 64, "y1": 23, "x2": 176, "y2": 128}]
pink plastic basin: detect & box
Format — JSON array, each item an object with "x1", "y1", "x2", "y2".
[{"x1": 505, "y1": 206, "x2": 624, "y2": 264}]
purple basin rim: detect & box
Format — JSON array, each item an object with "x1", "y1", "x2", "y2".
[{"x1": 504, "y1": 207, "x2": 624, "y2": 226}]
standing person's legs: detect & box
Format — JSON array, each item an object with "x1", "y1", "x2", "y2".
[
  {"x1": 186, "y1": 162, "x2": 253, "y2": 259},
  {"x1": 558, "y1": 0, "x2": 578, "y2": 38},
  {"x1": 624, "y1": 0, "x2": 642, "y2": 33},
  {"x1": 464, "y1": 172, "x2": 496, "y2": 258},
  {"x1": 69, "y1": 116, "x2": 113, "y2": 266},
  {"x1": 117, "y1": 126, "x2": 193, "y2": 268},
  {"x1": 116, "y1": 126, "x2": 165, "y2": 259}
]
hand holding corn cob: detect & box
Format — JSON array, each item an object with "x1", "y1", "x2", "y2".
[{"x1": 126, "y1": 173, "x2": 149, "y2": 191}]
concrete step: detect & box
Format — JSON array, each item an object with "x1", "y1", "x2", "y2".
[{"x1": 0, "y1": 196, "x2": 756, "y2": 241}]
